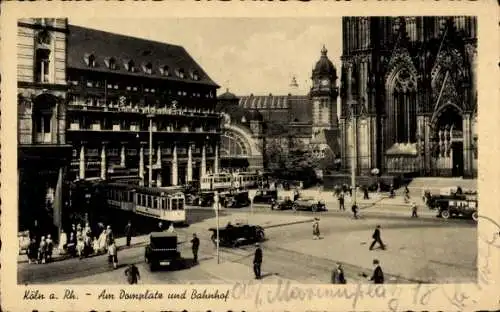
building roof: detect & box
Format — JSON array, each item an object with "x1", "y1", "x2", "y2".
[
  {"x1": 67, "y1": 25, "x2": 219, "y2": 87},
  {"x1": 313, "y1": 46, "x2": 337, "y2": 78},
  {"x1": 238, "y1": 94, "x2": 311, "y2": 123}
]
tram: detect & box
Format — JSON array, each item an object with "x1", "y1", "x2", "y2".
[
  {"x1": 200, "y1": 172, "x2": 261, "y2": 191},
  {"x1": 102, "y1": 182, "x2": 186, "y2": 224}
]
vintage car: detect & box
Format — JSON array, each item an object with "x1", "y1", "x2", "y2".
[
  {"x1": 253, "y1": 189, "x2": 278, "y2": 204},
  {"x1": 196, "y1": 191, "x2": 216, "y2": 207},
  {"x1": 292, "y1": 197, "x2": 327, "y2": 212},
  {"x1": 144, "y1": 232, "x2": 182, "y2": 271},
  {"x1": 222, "y1": 191, "x2": 251, "y2": 208},
  {"x1": 270, "y1": 196, "x2": 294, "y2": 210},
  {"x1": 209, "y1": 222, "x2": 265, "y2": 247},
  {"x1": 435, "y1": 196, "x2": 478, "y2": 221}
]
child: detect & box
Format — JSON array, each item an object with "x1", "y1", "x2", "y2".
[{"x1": 108, "y1": 240, "x2": 118, "y2": 269}]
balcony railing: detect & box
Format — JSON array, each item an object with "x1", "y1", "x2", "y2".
[
  {"x1": 67, "y1": 101, "x2": 220, "y2": 117},
  {"x1": 66, "y1": 125, "x2": 221, "y2": 134}
]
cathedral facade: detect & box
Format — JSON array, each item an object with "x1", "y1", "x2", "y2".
[{"x1": 339, "y1": 16, "x2": 477, "y2": 178}]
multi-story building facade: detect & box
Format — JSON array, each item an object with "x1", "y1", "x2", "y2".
[
  {"x1": 17, "y1": 19, "x2": 222, "y2": 233},
  {"x1": 217, "y1": 47, "x2": 339, "y2": 172},
  {"x1": 339, "y1": 16, "x2": 477, "y2": 178}
]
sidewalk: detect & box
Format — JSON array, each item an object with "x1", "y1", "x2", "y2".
[{"x1": 18, "y1": 213, "x2": 313, "y2": 264}]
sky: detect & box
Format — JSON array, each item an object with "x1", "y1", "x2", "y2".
[{"x1": 70, "y1": 17, "x2": 342, "y2": 96}]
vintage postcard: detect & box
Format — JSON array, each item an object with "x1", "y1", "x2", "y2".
[{"x1": 1, "y1": 1, "x2": 499, "y2": 311}]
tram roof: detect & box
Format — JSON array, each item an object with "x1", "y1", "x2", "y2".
[{"x1": 134, "y1": 185, "x2": 184, "y2": 196}]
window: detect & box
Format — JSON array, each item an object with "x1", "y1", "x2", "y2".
[
  {"x1": 35, "y1": 49, "x2": 50, "y2": 83},
  {"x1": 191, "y1": 70, "x2": 200, "y2": 81},
  {"x1": 160, "y1": 65, "x2": 170, "y2": 76},
  {"x1": 127, "y1": 60, "x2": 135, "y2": 72},
  {"x1": 88, "y1": 54, "x2": 96, "y2": 67},
  {"x1": 108, "y1": 57, "x2": 117, "y2": 70},
  {"x1": 144, "y1": 62, "x2": 153, "y2": 74},
  {"x1": 177, "y1": 68, "x2": 185, "y2": 79}
]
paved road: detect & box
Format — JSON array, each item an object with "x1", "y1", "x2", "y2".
[{"x1": 19, "y1": 208, "x2": 475, "y2": 284}]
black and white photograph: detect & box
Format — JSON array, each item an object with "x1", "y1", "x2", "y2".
[
  {"x1": 1, "y1": 2, "x2": 499, "y2": 311},
  {"x1": 15, "y1": 16, "x2": 479, "y2": 285}
]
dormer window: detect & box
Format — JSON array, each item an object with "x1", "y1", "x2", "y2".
[
  {"x1": 144, "y1": 62, "x2": 153, "y2": 75},
  {"x1": 87, "y1": 54, "x2": 96, "y2": 68},
  {"x1": 160, "y1": 65, "x2": 170, "y2": 76},
  {"x1": 177, "y1": 68, "x2": 185, "y2": 79},
  {"x1": 106, "y1": 57, "x2": 117, "y2": 70},
  {"x1": 191, "y1": 70, "x2": 200, "y2": 81},
  {"x1": 126, "y1": 60, "x2": 136, "y2": 72}
]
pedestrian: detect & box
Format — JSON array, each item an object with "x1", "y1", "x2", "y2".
[
  {"x1": 363, "y1": 187, "x2": 369, "y2": 200},
  {"x1": 331, "y1": 263, "x2": 346, "y2": 284},
  {"x1": 338, "y1": 192, "x2": 345, "y2": 211},
  {"x1": 191, "y1": 233, "x2": 200, "y2": 263},
  {"x1": 389, "y1": 184, "x2": 395, "y2": 198},
  {"x1": 404, "y1": 185, "x2": 410, "y2": 203},
  {"x1": 369, "y1": 259, "x2": 384, "y2": 284},
  {"x1": 38, "y1": 236, "x2": 47, "y2": 264},
  {"x1": 312, "y1": 218, "x2": 320, "y2": 240},
  {"x1": 108, "y1": 239, "x2": 118, "y2": 269},
  {"x1": 253, "y1": 243, "x2": 263, "y2": 279},
  {"x1": 124, "y1": 221, "x2": 133, "y2": 247},
  {"x1": 351, "y1": 203, "x2": 359, "y2": 219},
  {"x1": 369, "y1": 225, "x2": 386, "y2": 250},
  {"x1": 28, "y1": 238, "x2": 38, "y2": 264},
  {"x1": 124, "y1": 264, "x2": 140, "y2": 284},
  {"x1": 45, "y1": 234, "x2": 54, "y2": 263},
  {"x1": 105, "y1": 225, "x2": 114, "y2": 249},
  {"x1": 411, "y1": 202, "x2": 418, "y2": 218},
  {"x1": 58, "y1": 229, "x2": 67, "y2": 255},
  {"x1": 67, "y1": 232, "x2": 77, "y2": 256}
]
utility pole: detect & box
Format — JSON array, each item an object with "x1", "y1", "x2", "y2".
[{"x1": 147, "y1": 114, "x2": 154, "y2": 187}]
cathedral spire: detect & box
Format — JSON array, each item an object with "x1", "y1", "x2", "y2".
[{"x1": 321, "y1": 45, "x2": 328, "y2": 56}]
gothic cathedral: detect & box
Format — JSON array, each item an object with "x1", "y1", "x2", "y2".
[{"x1": 339, "y1": 17, "x2": 477, "y2": 178}]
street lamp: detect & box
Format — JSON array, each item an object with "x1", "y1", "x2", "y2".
[
  {"x1": 349, "y1": 101, "x2": 359, "y2": 206},
  {"x1": 147, "y1": 114, "x2": 154, "y2": 187}
]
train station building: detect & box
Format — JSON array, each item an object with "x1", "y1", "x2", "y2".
[{"x1": 17, "y1": 18, "x2": 222, "y2": 232}]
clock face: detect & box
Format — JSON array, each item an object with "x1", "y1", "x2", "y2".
[{"x1": 321, "y1": 79, "x2": 330, "y2": 86}]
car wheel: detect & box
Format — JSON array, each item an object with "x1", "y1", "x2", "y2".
[
  {"x1": 441, "y1": 210, "x2": 451, "y2": 219},
  {"x1": 211, "y1": 234, "x2": 217, "y2": 246},
  {"x1": 311, "y1": 205, "x2": 318, "y2": 212},
  {"x1": 150, "y1": 262, "x2": 158, "y2": 271},
  {"x1": 256, "y1": 230, "x2": 265, "y2": 242},
  {"x1": 145, "y1": 255, "x2": 149, "y2": 264},
  {"x1": 472, "y1": 211, "x2": 478, "y2": 222},
  {"x1": 292, "y1": 204, "x2": 298, "y2": 211}
]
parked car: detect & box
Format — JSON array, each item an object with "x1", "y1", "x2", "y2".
[
  {"x1": 253, "y1": 189, "x2": 278, "y2": 204},
  {"x1": 144, "y1": 232, "x2": 182, "y2": 271},
  {"x1": 223, "y1": 191, "x2": 251, "y2": 208},
  {"x1": 271, "y1": 196, "x2": 294, "y2": 210},
  {"x1": 198, "y1": 191, "x2": 216, "y2": 207},
  {"x1": 209, "y1": 222, "x2": 265, "y2": 247},
  {"x1": 292, "y1": 197, "x2": 327, "y2": 212}
]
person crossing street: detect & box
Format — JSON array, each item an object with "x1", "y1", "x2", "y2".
[
  {"x1": 253, "y1": 243, "x2": 263, "y2": 279},
  {"x1": 369, "y1": 225, "x2": 385, "y2": 250},
  {"x1": 124, "y1": 264, "x2": 140, "y2": 284},
  {"x1": 411, "y1": 202, "x2": 418, "y2": 218},
  {"x1": 191, "y1": 233, "x2": 200, "y2": 263}
]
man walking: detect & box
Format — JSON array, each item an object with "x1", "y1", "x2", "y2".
[
  {"x1": 411, "y1": 202, "x2": 418, "y2": 218},
  {"x1": 312, "y1": 218, "x2": 320, "y2": 240},
  {"x1": 369, "y1": 259, "x2": 384, "y2": 284},
  {"x1": 191, "y1": 233, "x2": 200, "y2": 263},
  {"x1": 124, "y1": 221, "x2": 133, "y2": 247},
  {"x1": 125, "y1": 264, "x2": 140, "y2": 284},
  {"x1": 351, "y1": 203, "x2": 359, "y2": 219},
  {"x1": 338, "y1": 192, "x2": 345, "y2": 211},
  {"x1": 253, "y1": 243, "x2": 263, "y2": 279},
  {"x1": 331, "y1": 263, "x2": 346, "y2": 284},
  {"x1": 369, "y1": 225, "x2": 385, "y2": 250}
]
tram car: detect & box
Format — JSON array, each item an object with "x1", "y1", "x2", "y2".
[
  {"x1": 200, "y1": 172, "x2": 261, "y2": 191},
  {"x1": 102, "y1": 183, "x2": 186, "y2": 224},
  {"x1": 200, "y1": 173, "x2": 233, "y2": 191}
]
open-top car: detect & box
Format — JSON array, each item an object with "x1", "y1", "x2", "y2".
[
  {"x1": 253, "y1": 189, "x2": 278, "y2": 204},
  {"x1": 292, "y1": 196, "x2": 327, "y2": 212},
  {"x1": 208, "y1": 222, "x2": 265, "y2": 247},
  {"x1": 144, "y1": 232, "x2": 181, "y2": 271},
  {"x1": 270, "y1": 196, "x2": 294, "y2": 210}
]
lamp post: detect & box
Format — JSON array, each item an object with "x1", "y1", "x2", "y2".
[
  {"x1": 147, "y1": 114, "x2": 154, "y2": 187},
  {"x1": 350, "y1": 101, "x2": 359, "y2": 206},
  {"x1": 214, "y1": 191, "x2": 220, "y2": 264}
]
